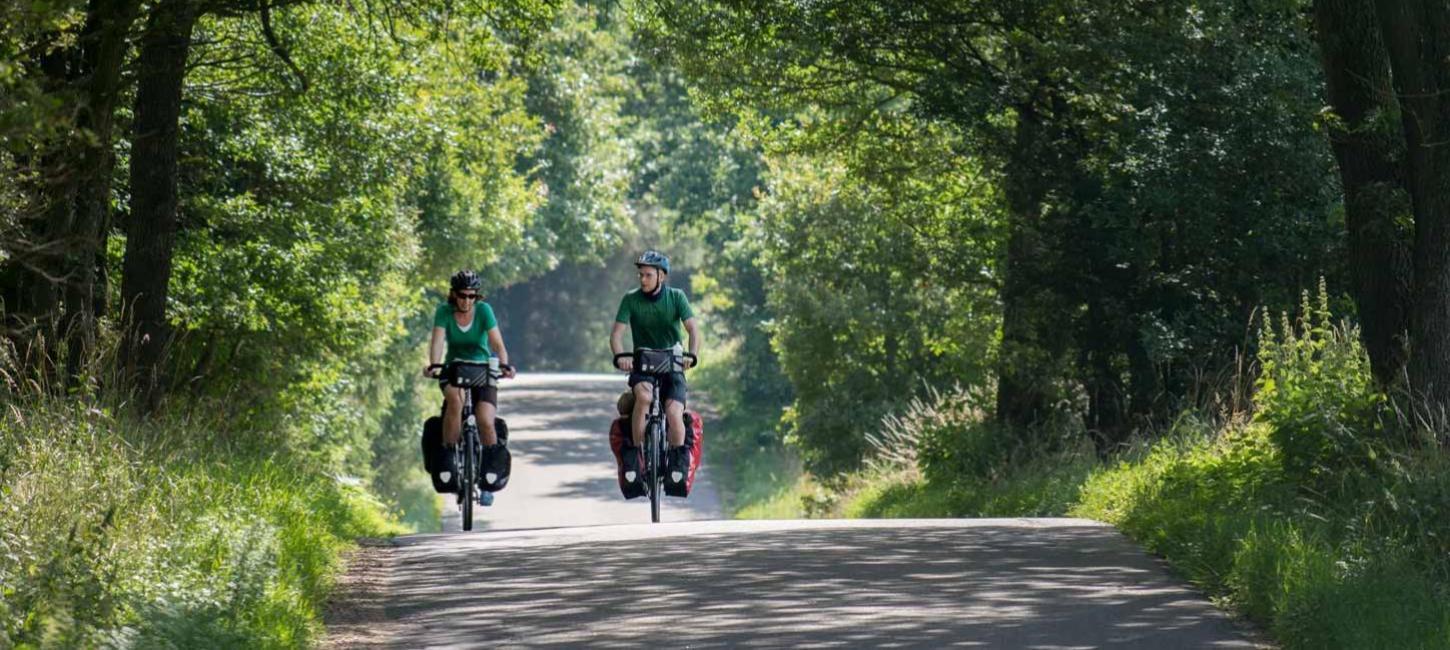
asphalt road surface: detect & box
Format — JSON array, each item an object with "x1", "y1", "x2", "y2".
[{"x1": 323, "y1": 374, "x2": 1262, "y2": 649}]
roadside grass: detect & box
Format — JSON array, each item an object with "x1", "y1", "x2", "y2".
[
  {"x1": 0, "y1": 396, "x2": 403, "y2": 648},
  {"x1": 728, "y1": 449, "x2": 808, "y2": 519},
  {"x1": 1074, "y1": 420, "x2": 1450, "y2": 649},
  {"x1": 830, "y1": 415, "x2": 1450, "y2": 649},
  {"x1": 848, "y1": 452, "x2": 1095, "y2": 519}
]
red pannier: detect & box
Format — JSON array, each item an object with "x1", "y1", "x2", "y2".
[
  {"x1": 665, "y1": 411, "x2": 703, "y2": 497},
  {"x1": 608, "y1": 411, "x2": 704, "y2": 499}
]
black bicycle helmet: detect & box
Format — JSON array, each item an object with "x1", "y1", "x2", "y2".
[
  {"x1": 635, "y1": 250, "x2": 670, "y2": 275},
  {"x1": 450, "y1": 269, "x2": 482, "y2": 291}
]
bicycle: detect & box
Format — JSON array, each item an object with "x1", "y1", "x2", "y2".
[
  {"x1": 427, "y1": 358, "x2": 511, "y2": 532},
  {"x1": 615, "y1": 347, "x2": 696, "y2": 523}
]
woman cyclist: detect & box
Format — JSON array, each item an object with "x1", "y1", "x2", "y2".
[{"x1": 423, "y1": 269, "x2": 516, "y2": 503}]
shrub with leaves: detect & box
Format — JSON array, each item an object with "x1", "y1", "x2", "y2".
[
  {"x1": 866, "y1": 384, "x2": 1001, "y2": 485},
  {"x1": 1254, "y1": 279, "x2": 1385, "y2": 486}
]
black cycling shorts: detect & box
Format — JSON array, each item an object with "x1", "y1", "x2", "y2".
[
  {"x1": 438, "y1": 378, "x2": 498, "y2": 407},
  {"x1": 629, "y1": 370, "x2": 687, "y2": 406}
]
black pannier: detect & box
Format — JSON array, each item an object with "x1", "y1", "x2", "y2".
[
  {"x1": 421, "y1": 415, "x2": 510, "y2": 493},
  {"x1": 480, "y1": 417, "x2": 511, "y2": 492},
  {"x1": 421, "y1": 416, "x2": 456, "y2": 493}
]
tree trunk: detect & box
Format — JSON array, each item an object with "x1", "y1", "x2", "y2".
[
  {"x1": 1375, "y1": 0, "x2": 1450, "y2": 421},
  {"x1": 10, "y1": 1, "x2": 142, "y2": 388},
  {"x1": 1313, "y1": 0, "x2": 1413, "y2": 389},
  {"x1": 1080, "y1": 301, "x2": 1127, "y2": 457},
  {"x1": 995, "y1": 100, "x2": 1054, "y2": 430},
  {"x1": 64, "y1": 0, "x2": 144, "y2": 385},
  {"x1": 122, "y1": 0, "x2": 199, "y2": 408}
]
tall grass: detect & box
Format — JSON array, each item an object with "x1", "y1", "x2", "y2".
[{"x1": 0, "y1": 346, "x2": 402, "y2": 647}]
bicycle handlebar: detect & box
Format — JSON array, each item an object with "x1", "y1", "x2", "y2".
[
  {"x1": 612, "y1": 350, "x2": 699, "y2": 369},
  {"x1": 426, "y1": 360, "x2": 515, "y2": 378}
]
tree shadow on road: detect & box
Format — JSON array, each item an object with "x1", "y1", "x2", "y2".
[{"x1": 383, "y1": 524, "x2": 1256, "y2": 648}]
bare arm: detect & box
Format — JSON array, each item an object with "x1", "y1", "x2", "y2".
[
  {"x1": 610, "y1": 321, "x2": 632, "y2": 371},
  {"x1": 487, "y1": 327, "x2": 515, "y2": 378},
  {"x1": 424, "y1": 326, "x2": 446, "y2": 375},
  {"x1": 683, "y1": 317, "x2": 700, "y2": 368}
]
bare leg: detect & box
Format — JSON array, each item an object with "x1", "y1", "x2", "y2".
[
  {"x1": 631, "y1": 381, "x2": 652, "y2": 446},
  {"x1": 666, "y1": 399, "x2": 686, "y2": 447},
  {"x1": 443, "y1": 386, "x2": 463, "y2": 445},
  {"x1": 478, "y1": 401, "x2": 498, "y2": 446}
]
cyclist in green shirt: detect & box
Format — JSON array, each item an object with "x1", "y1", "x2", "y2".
[
  {"x1": 423, "y1": 270, "x2": 515, "y2": 452},
  {"x1": 610, "y1": 251, "x2": 700, "y2": 477}
]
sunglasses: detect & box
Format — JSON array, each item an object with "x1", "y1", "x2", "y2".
[{"x1": 456, "y1": 293, "x2": 479, "y2": 300}]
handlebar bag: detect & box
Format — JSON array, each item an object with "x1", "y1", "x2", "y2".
[
  {"x1": 635, "y1": 349, "x2": 680, "y2": 375},
  {"x1": 449, "y1": 360, "x2": 497, "y2": 388}
]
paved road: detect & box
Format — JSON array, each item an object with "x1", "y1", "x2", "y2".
[
  {"x1": 441, "y1": 372, "x2": 723, "y2": 531},
  {"x1": 324, "y1": 375, "x2": 1263, "y2": 649}
]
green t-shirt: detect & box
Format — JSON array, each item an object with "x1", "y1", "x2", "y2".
[
  {"x1": 433, "y1": 302, "x2": 497, "y2": 363},
  {"x1": 615, "y1": 287, "x2": 694, "y2": 350}
]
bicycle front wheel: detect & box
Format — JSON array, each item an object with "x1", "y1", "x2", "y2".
[
  {"x1": 649, "y1": 419, "x2": 662, "y2": 523},
  {"x1": 462, "y1": 428, "x2": 476, "y2": 531}
]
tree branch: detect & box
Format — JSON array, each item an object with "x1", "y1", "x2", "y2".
[{"x1": 259, "y1": 0, "x2": 308, "y2": 92}]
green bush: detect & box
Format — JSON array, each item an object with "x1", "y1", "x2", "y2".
[
  {"x1": 1254, "y1": 281, "x2": 1385, "y2": 486},
  {"x1": 868, "y1": 384, "x2": 1026, "y2": 486},
  {"x1": 850, "y1": 383, "x2": 1093, "y2": 519}
]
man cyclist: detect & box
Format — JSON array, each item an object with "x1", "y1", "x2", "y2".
[
  {"x1": 611, "y1": 250, "x2": 700, "y2": 482},
  {"x1": 423, "y1": 269, "x2": 516, "y2": 505}
]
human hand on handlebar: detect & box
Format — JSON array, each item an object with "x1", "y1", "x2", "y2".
[
  {"x1": 423, "y1": 363, "x2": 443, "y2": 378},
  {"x1": 501, "y1": 364, "x2": 517, "y2": 379},
  {"x1": 614, "y1": 353, "x2": 633, "y2": 373},
  {"x1": 683, "y1": 352, "x2": 698, "y2": 370}
]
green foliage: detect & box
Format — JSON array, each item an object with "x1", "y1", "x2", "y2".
[
  {"x1": 514, "y1": 1, "x2": 635, "y2": 267},
  {"x1": 855, "y1": 383, "x2": 1094, "y2": 518},
  {"x1": 1074, "y1": 420, "x2": 1290, "y2": 586},
  {"x1": 750, "y1": 117, "x2": 1000, "y2": 474},
  {"x1": 141, "y1": 1, "x2": 565, "y2": 525},
  {"x1": 646, "y1": 0, "x2": 1343, "y2": 465},
  {"x1": 876, "y1": 385, "x2": 1001, "y2": 486},
  {"x1": 1255, "y1": 280, "x2": 1385, "y2": 484}
]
